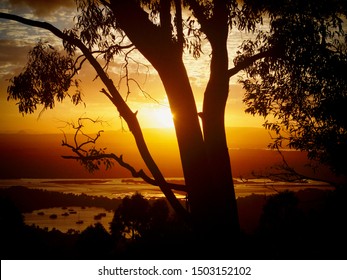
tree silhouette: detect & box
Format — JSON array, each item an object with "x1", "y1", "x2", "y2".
[
  {"x1": 110, "y1": 193, "x2": 150, "y2": 240},
  {"x1": 0, "y1": 197, "x2": 26, "y2": 259},
  {"x1": 239, "y1": 0, "x2": 347, "y2": 176},
  {"x1": 256, "y1": 191, "x2": 306, "y2": 258},
  {"x1": 1, "y1": 0, "x2": 346, "y2": 254},
  {"x1": 76, "y1": 222, "x2": 113, "y2": 259}
]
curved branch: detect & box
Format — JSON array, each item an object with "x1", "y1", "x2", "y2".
[
  {"x1": 73, "y1": 54, "x2": 88, "y2": 74},
  {"x1": 0, "y1": 12, "x2": 189, "y2": 221},
  {"x1": 61, "y1": 117, "x2": 186, "y2": 191},
  {"x1": 62, "y1": 153, "x2": 186, "y2": 192}
]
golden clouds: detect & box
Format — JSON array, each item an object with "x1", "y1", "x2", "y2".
[{"x1": 7, "y1": 0, "x2": 75, "y2": 17}]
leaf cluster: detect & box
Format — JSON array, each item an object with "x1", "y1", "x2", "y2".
[
  {"x1": 238, "y1": 0, "x2": 347, "y2": 175},
  {"x1": 78, "y1": 146, "x2": 114, "y2": 173},
  {"x1": 75, "y1": 0, "x2": 128, "y2": 54},
  {"x1": 7, "y1": 41, "x2": 82, "y2": 114}
]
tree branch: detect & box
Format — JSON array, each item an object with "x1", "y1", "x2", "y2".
[
  {"x1": 109, "y1": 0, "x2": 176, "y2": 67},
  {"x1": 160, "y1": 0, "x2": 172, "y2": 40},
  {"x1": 174, "y1": 0, "x2": 184, "y2": 50},
  {"x1": 61, "y1": 117, "x2": 186, "y2": 192},
  {"x1": 62, "y1": 153, "x2": 186, "y2": 192},
  {"x1": 228, "y1": 48, "x2": 275, "y2": 78},
  {"x1": 0, "y1": 12, "x2": 189, "y2": 220},
  {"x1": 252, "y1": 145, "x2": 337, "y2": 187}
]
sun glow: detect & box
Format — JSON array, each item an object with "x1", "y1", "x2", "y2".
[
  {"x1": 141, "y1": 106, "x2": 175, "y2": 128},
  {"x1": 153, "y1": 107, "x2": 175, "y2": 128}
]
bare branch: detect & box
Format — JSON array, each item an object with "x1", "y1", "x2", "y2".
[
  {"x1": 252, "y1": 144, "x2": 337, "y2": 187},
  {"x1": 61, "y1": 117, "x2": 187, "y2": 192},
  {"x1": 62, "y1": 153, "x2": 186, "y2": 192},
  {"x1": 117, "y1": 46, "x2": 151, "y2": 101},
  {"x1": 100, "y1": 88, "x2": 113, "y2": 100}
]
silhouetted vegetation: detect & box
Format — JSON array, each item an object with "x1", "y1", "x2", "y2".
[
  {"x1": 0, "y1": 185, "x2": 121, "y2": 212},
  {"x1": 1, "y1": 186, "x2": 346, "y2": 259},
  {"x1": 1, "y1": 0, "x2": 347, "y2": 253},
  {"x1": 110, "y1": 193, "x2": 151, "y2": 240},
  {"x1": 240, "y1": 0, "x2": 347, "y2": 176},
  {"x1": 75, "y1": 223, "x2": 114, "y2": 259},
  {"x1": 248, "y1": 187, "x2": 347, "y2": 259}
]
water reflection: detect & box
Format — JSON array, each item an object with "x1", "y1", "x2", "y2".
[{"x1": 24, "y1": 206, "x2": 114, "y2": 233}]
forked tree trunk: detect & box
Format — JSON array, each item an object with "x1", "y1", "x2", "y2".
[
  {"x1": 155, "y1": 55, "x2": 215, "y2": 233},
  {"x1": 110, "y1": 0, "x2": 240, "y2": 250},
  {"x1": 156, "y1": 51, "x2": 239, "y2": 249}
]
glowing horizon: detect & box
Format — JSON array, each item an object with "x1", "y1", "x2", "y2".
[{"x1": 0, "y1": 1, "x2": 266, "y2": 134}]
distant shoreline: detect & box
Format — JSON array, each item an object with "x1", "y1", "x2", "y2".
[
  {"x1": 1, "y1": 185, "x2": 336, "y2": 231},
  {"x1": 41, "y1": 179, "x2": 112, "y2": 185},
  {"x1": 0, "y1": 178, "x2": 334, "y2": 202}
]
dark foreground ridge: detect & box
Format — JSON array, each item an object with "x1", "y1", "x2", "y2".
[{"x1": 1, "y1": 185, "x2": 346, "y2": 259}]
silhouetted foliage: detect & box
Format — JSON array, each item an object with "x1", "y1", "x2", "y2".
[
  {"x1": 0, "y1": 196, "x2": 24, "y2": 231},
  {"x1": 1, "y1": 0, "x2": 347, "y2": 255},
  {"x1": 239, "y1": 0, "x2": 347, "y2": 176},
  {"x1": 2, "y1": 185, "x2": 347, "y2": 259},
  {"x1": 148, "y1": 198, "x2": 170, "y2": 231},
  {"x1": 259, "y1": 191, "x2": 304, "y2": 237},
  {"x1": 0, "y1": 195, "x2": 80, "y2": 259},
  {"x1": 0, "y1": 196, "x2": 25, "y2": 258},
  {"x1": 7, "y1": 41, "x2": 83, "y2": 114},
  {"x1": 109, "y1": 192, "x2": 196, "y2": 258},
  {"x1": 110, "y1": 193, "x2": 151, "y2": 240},
  {"x1": 252, "y1": 187, "x2": 347, "y2": 259},
  {"x1": 76, "y1": 223, "x2": 113, "y2": 259}
]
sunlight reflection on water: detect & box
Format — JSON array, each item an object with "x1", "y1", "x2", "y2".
[
  {"x1": 23, "y1": 206, "x2": 114, "y2": 233},
  {"x1": 0, "y1": 177, "x2": 332, "y2": 198},
  {"x1": 1, "y1": 178, "x2": 333, "y2": 233}
]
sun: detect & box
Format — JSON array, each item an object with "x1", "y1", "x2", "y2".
[
  {"x1": 152, "y1": 107, "x2": 175, "y2": 128},
  {"x1": 139, "y1": 104, "x2": 175, "y2": 128}
]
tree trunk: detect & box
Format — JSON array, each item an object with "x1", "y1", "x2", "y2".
[
  {"x1": 155, "y1": 54, "x2": 215, "y2": 230},
  {"x1": 157, "y1": 51, "x2": 240, "y2": 251},
  {"x1": 110, "y1": 0, "x2": 240, "y2": 252},
  {"x1": 201, "y1": 5, "x2": 240, "y2": 245},
  {"x1": 202, "y1": 43, "x2": 240, "y2": 243}
]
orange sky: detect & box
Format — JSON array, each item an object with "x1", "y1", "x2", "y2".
[
  {"x1": 0, "y1": 0, "x2": 266, "y2": 135},
  {"x1": 1, "y1": 1, "x2": 321, "y2": 180},
  {"x1": 1, "y1": 128, "x2": 327, "y2": 180}
]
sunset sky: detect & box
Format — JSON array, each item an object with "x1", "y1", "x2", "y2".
[
  {"x1": 0, "y1": 0, "x2": 314, "y2": 180},
  {"x1": 0, "y1": 0, "x2": 266, "y2": 134}
]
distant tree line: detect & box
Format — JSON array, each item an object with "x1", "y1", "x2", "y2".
[{"x1": 0, "y1": 185, "x2": 122, "y2": 212}]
